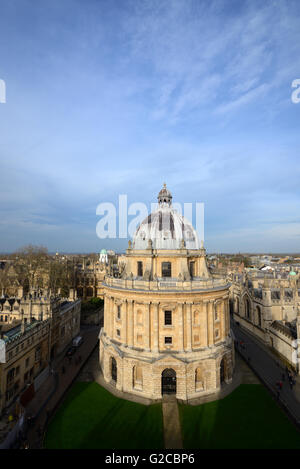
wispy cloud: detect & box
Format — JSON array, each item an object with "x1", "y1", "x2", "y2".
[{"x1": 0, "y1": 0, "x2": 300, "y2": 252}]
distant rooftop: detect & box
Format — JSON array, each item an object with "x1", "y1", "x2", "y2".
[{"x1": 1, "y1": 318, "x2": 45, "y2": 343}]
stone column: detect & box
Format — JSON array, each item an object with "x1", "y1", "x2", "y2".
[
  {"x1": 186, "y1": 302, "x2": 192, "y2": 351},
  {"x1": 207, "y1": 300, "x2": 214, "y2": 346},
  {"x1": 222, "y1": 299, "x2": 227, "y2": 339},
  {"x1": 108, "y1": 296, "x2": 114, "y2": 338},
  {"x1": 153, "y1": 302, "x2": 159, "y2": 352},
  {"x1": 203, "y1": 301, "x2": 209, "y2": 347},
  {"x1": 128, "y1": 300, "x2": 134, "y2": 347},
  {"x1": 178, "y1": 303, "x2": 184, "y2": 352},
  {"x1": 145, "y1": 302, "x2": 151, "y2": 351},
  {"x1": 124, "y1": 299, "x2": 128, "y2": 343},
  {"x1": 109, "y1": 296, "x2": 114, "y2": 338},
  {"x1": 113, "y1": 300, "x2": 118, "y2": 340}
]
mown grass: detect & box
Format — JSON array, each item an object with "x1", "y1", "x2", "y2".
[
  {"x1": 179, "y1": 384, "x2": 300, "y2": 449},
  {"x1": 44, "y1": 382, "x2": 164, "y2": 449}
]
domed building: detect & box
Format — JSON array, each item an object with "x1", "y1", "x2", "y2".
[
  {"x1": 99, "y1": 249, "x2": 108, "y2": 264},
  {"x1": 99, "y1": 184, "x2": 234, "y2": 401}
]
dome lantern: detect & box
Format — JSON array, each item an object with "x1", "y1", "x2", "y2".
[{"x1": 158, "y1": 183, "x2": 172, "y2": 207}]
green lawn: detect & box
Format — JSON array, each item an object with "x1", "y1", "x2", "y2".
[
  {"x1": 44, "y1": 382, "x2": 164, "y2": 449},
  {"x1": 179, "y1": 384, "x2": 300, "y2": 449}
]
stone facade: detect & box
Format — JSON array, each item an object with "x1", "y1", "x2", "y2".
[
  {"x1": 75, "y1": 257, "x2": 109, "y2": 300},
  {"x1": 0, "y1": 288, "x2": 81, "y2": 413},
  {"x1": 0, "y1": 318, "x2": 51, "y2": 413},
  {"x1": 230, "y1": 271, "x2": 300, "y2": 372},
  {"x1": 100, "y1": 185, "x2": 234, "y2": 401}
]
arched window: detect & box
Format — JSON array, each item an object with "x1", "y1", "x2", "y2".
[
  {"x1": 244, "y1": 297, "x2": 251, "y2": 320},
  {"x1": 133, "y1": 365, "x2": 143, "y2": 389},
  {"x1": 220, "y1": 357, "x2": 226, "y2": 385},
  {"x1": 195, "y1": 367, "x2": 204, "y2": 391},
  {"x1": 236, "y1": 297, "x2": 239, "y2": 314},
  {"x1": 111, "y1": 357, "x2": 117, "y2": 383},
  {"x1": 256, "y1": 306, "x2": 262, "y2": 327}
]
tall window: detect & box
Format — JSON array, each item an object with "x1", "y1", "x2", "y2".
[
  {"x1": 162, "y1": 262, "x2": 171, "y2": 278},
  {"x1": 164, "y1": 310, "x2": 172, "y2": 325},
  {"x1": 257, "y1": 306, "x2": 262, "y2": 327},
  {"x1": 117, "y1": 305, "x2": 121, "y2": 320},
  {"x1": 137, "y1": 261, "x2": 143, "y2": 277},
  {"x1": 189, "y1": 261, "x2": 195, "y2": 278},
  {"x1": 245, "y1": 298, "x2": 251, "y2": 319}
]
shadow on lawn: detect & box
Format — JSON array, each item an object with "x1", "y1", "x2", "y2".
[
  {"x1": 45, "y1": 382, "x2": 164, "y2": 449},
  {"x1": 179, "y1": 384, "x2": 300, "y2": 449}
]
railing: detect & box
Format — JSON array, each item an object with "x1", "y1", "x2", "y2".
[{"x1": 103, "y1": 276, "x2": 229, "y2": 292}]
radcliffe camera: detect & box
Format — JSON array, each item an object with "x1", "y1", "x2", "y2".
[{"x1": 1, "y1": 0, "x2": 300, "y2": 458}]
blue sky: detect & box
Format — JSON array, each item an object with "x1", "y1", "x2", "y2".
[{"x1": 0, "y1": 0, "x2": 300, "y2": 253}]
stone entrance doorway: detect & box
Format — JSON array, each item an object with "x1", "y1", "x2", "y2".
[{"x1": 161, "y1": 368, "x2": 176, "y2": 395}]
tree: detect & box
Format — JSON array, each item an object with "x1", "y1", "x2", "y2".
[{"x1": 10, "y1": 245, "x2": 50, "y2": 291}]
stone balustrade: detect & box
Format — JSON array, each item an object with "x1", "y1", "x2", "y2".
[{"x1": 103, "y1": 275, "x2": 229, "y2": 292}]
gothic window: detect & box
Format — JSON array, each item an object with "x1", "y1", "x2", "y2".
[
  {"x1": 256, "y1": 306, "x2": 262, "y2": 327},
  {"x1": 244, "y1": 297, "x2": 251, "y2": 320},
  {"x1": 271, "y1": 290, "x2": 280, "y2": 300},
  {"x1": 285, "y1": 289, "x2": 293, "y2": 299}
]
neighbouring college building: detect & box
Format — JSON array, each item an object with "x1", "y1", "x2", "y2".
[{"x1": 100, "y1": 184, "x2": 234, "y2": 401}]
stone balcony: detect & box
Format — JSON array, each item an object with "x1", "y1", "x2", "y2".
[{"x1": 103, "y1": 275, "x2": 230, "y2": 293}]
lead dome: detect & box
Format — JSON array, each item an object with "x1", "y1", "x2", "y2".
[{"x1": 132, "y1": 184, "x2": 201, "y2": 250}]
